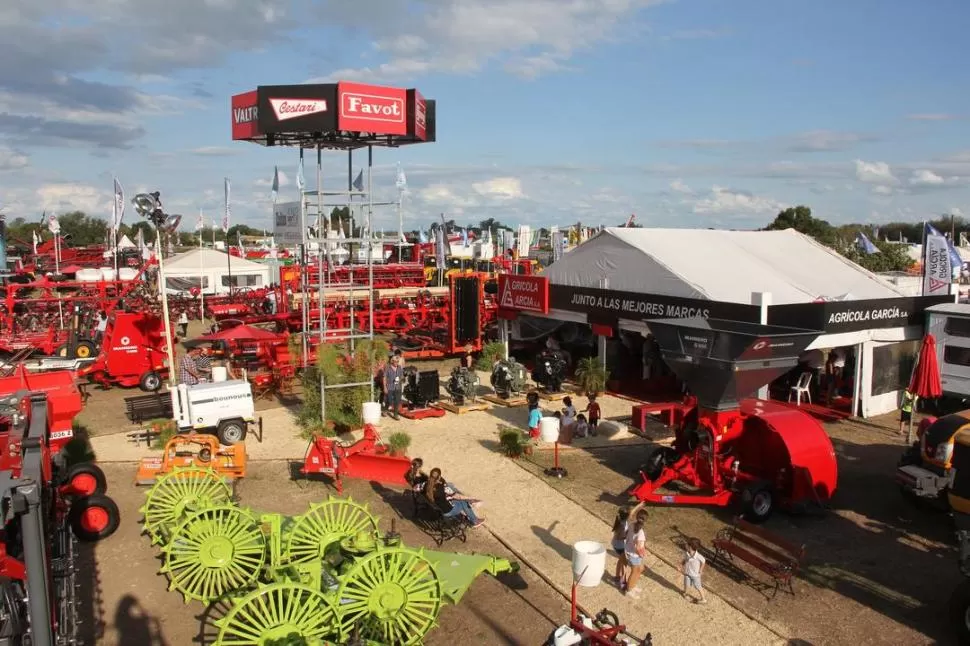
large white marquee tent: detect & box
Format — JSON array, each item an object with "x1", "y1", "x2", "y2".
[{"x1": 162, "y1": 248, "x2": 271, "y2": 296}]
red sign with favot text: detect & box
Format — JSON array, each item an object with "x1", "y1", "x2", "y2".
[
  {"x1": 337, "y1": 82, "x2": 408, "y2": 135},
  {"x1": 231, "y1": 91, "x2": 259, "y2": 140},
  {"x1": 498, "y1": 274, "x2": 549, "y2": 314}
]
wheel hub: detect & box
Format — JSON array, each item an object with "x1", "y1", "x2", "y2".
[
  {"x1": 370, "y1": 582, "x2": 407, "y2": 620},
  {"x1": 81, "y1": 507, "x2": 109, "y2": 533},
  {"x1": 201, "y1": 536, "x2": 234, "y2": 567},
  {"x1": 753, "y1": 492, "x2": 771, "y2": 516},
  {"x1": 258, "y1": 624, "x2": 302, "y2": 645}
]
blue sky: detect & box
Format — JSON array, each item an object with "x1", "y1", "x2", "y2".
[{"x1": 1, "y1": 0, "x2": 969, "y2": 233}]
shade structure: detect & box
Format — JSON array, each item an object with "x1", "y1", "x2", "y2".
[
  {"x1": 197, "y1": 324, "x2": 282, "y2": 343},
  {"x1": 909, "y1": 334, "x2": 942, "y2": 399}
]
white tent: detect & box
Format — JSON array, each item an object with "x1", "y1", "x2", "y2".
[
  {"x1": 117, "y1": 234, "x2": 136, "y2": 250},
  {"x1": 162, "y1": 248, "x2": 270, "y2": 296},
  {"x1": 542, "y1": 228, "x2": 907, "y2": 304}
]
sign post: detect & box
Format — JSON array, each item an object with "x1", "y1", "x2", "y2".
[{"x1": 497, "y1": 274, "x2": 550, "y2": 315}]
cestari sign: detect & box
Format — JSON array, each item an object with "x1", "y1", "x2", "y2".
[
  {"x1": 498, "y1": 274, "x2": 549, "y2": 314},
  {"x1": 269, "y1": 98, "x2": 328, "y2": 121}
]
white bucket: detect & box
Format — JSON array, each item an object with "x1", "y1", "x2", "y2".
[
  {"x1": 211, "y1": 366, "x2": 228, "y2": 383},
  {"x1": 571, "y1": 541, "x2": 606, "y2": 587},
  {"x1": 539, "y1": 416, "x2": 560, "y2": 443},
  {"x1": 362, "y1": 401, "x2": 382, "y2": 426}
]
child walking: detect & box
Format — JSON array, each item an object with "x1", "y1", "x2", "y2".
[
  {"x1": 608, "y1": 506, "x2": 630, "y2": 587},
  {"x1": 582, "y1": 395, "x2": 601, "y2": 436},
  {"x1": 623, "y1": 507, "x2": 649, "y2": 598},
  {"x1": 680, "y1": 538, "x2": 707, "y2": 604}
]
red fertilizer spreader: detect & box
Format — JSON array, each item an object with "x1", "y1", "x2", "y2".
[{"x1": 630, "y1": 318, "x2": 838, "y2": 523}]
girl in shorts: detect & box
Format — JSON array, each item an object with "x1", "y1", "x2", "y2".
[{"x1": 610, "y1": 501, "x2": 644, "y2": 589}]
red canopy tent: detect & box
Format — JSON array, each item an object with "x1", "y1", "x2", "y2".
[{"x1": 197, "y1": 324, "x2": 282, "y2": 342}]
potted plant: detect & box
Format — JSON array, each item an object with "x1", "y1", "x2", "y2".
[
  {"x1": 387, "y1": 431, "x2": 412, "y2": 457},
  {"x1": 499, "y1": 426, "x2": 527, "y2": 458},
  {"x1": 574, "y1": 356, "x2": 609, "y2": 397}
]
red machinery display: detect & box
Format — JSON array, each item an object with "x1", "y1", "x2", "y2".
[
  {"x1": 0, "y1": 368, "x2": 83, "y2": 454},
  {"x1": 548, "y1": 582, "x2": 653, "y2": 646},
  {"x1": 0, "y1": 270, "x2": 150, "y2": 356},
  {"x1": 394, "y1": 274, "x2": 492, "y2": 359},
  {"x1": 629, "y1": 318, "x2": 838, "y2": 523},
  {"x1": 78, "y1": 311, "x2": 170, "y2": 391},
  {"x1": 0, "y1": 391, "x2": 120, "y2": 645},
  {"x1": 280, "y1": 262, "x2": 427, "y2": 294},
  {"x1": 301, "y1": 424, "x2": 411, "y2": 493}
]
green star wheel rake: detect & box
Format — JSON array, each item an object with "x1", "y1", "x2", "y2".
[
  {"x1": 140, "y1": 466, "x2": 233, "y2": 544},
  {"x1": 140, "y1": 469, "x2": 519, "y2": 644}
]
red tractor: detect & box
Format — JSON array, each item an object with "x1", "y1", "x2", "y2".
[
  {"x1": 301, "y1": 424, "x2": 412, "y2": 493},
  {"x1": 629, "y1": 318, "x2": 838, "y2": 523}
]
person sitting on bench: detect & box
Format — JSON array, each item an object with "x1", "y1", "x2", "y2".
[
  {"x1": 424, "y1": 468, "x2": 485, "y2": 528},
  {"x1": 405, "y1": 458, "x2": 428, "y2": 490}
]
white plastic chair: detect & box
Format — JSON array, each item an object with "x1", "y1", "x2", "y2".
[{"x1": 788, "y1": 372, "x2": 812, "y2": 405}]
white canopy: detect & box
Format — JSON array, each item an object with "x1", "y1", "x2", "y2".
[
  {"x1": 117, "y1": 234, "x2": 136, "y2": 249},
  {"x1": 542, "y1": 228, "x2": 907, "y2": 305},
  {"x1": 162, "y1": 248, "x2": 270, "y2": 296}
]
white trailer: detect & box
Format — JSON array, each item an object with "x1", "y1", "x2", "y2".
[
  {"x1": 170, "y1": 379, "x2": 259, "y2": 445},
  {"x1": 927, "y1": 303, "x2": 970, "y2": 403}
]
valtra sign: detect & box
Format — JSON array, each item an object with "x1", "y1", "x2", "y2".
[
  {"x1": 231, "y1": 91, "x2": 259, "y2": 140},
  {"x1": 337, "y1": 82, "x2": 407, "y2": 135},
  {"x1": 269, "y1": 98, "x2": 327, "y2": 121},
  {"x1": 498, "y1": 274, "x2": 549, "y2": 314}
]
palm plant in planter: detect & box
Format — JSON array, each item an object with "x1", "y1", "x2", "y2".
[
  {"x1": 499, "y1": 426, "x2": 530, "y2": 458},
  {"x1": 574, "y1": 356, "x2": 609, "y2": 397}
]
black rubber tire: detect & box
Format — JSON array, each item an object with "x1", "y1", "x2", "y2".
[
  {"x1": 69, "y1": 494, "x2": 121, "y2": 542},
  {"x1": 216, "y1": 419, "x2": 247, "y2": 445},
  {"x1": 139, "y1": 371, "x2": 162, "y2": 392},
  {"x1": 950, "y1": 580, "x2": 970, "y2": 644},
  {"x1": 641, "y1": 447, "x2": 678, "y2": 481},
  {"x1": 63, "y1": 462, "x2": 107, "y2": 497},
  {"x1": 741, "y1": 482, "x2": 775, "y2": 524}
]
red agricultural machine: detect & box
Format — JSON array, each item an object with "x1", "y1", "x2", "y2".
[
  {"x1": 301, "y1": 424, "x2": 412, "y2": 493},
  {"x1": 78, "y1": 311, "x2": 170, "y2": 391},
  {"x1": 629, "y1": 318, "x2": 838, "y2": 523},
  {"x1": 0, "y1": 368, "x2": 83, "y2": 453},
  {"x1": 0, "y1": 390, "x2": 120, "y2": 645},
  {"x1": 393, "y1": 274, "x2": 493, "y2": 359}
]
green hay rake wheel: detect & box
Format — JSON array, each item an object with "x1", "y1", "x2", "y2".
[
  {"x1": 284, "y1": 498, "x2": 379, "y2": 565},
  {"x1": 160, "y1": 505, "x2": 266, "y2": 604},
  {"x1": 214, "y1": 582, "x2": 339, "y2": 645},
  {"x1": 336, "y1": 547, "x2": 442, "y2": 645},
  {"x1": 140, "y1": 466, "x2": 233, "y2": 544}
]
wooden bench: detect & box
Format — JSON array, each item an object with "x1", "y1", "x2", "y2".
[
  {"x1": 410, "y1": 491, "x2": 468, "y2": 546},
  {"x1": 712, "y1": 517, "x2": 805, "y2": 598},
  {"x1": 124, "y1": 393, "x2": 172, "y2": 424}
]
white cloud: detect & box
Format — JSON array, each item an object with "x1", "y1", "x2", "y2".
[
  {"x1": 854, "y1": 159, "x2": 898, "y2": 184},
  {"x1": 910, "y1": 169, "x2": 945, "y2": 186},
  {"x1": 691, "y1": 186, "x2": 787, "y2": 216},
  {"x1": 471, "y1": 177, "x2": 524, "y2": 200},
  {"x1": 190, "y1": 146, "x2": 241, "y2": 157},
  {"x1": 786, "y1": 130, "x2": 877, "y2": 153},
  {"x1": 0, "y1": 146, "x2": 28, "y2": 171},
  {"x1": 872, "y1": 185, "x2": 894, "y2": 195},
  {"x1": 669, "y1": 179, "x2": 692, "y2": 194},
  {"x1": 255, "y1": 170, "x2": 290, "y2": 188},
  {"x1": 36, "y1": 183, "x2": 109, "y2": 214},
  {"x1": 311, "y1": 0, "x2": 661, "y2": 82}
]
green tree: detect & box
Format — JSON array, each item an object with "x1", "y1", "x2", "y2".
[{"x1": 764, "y1": 206, "x2": 838, "y2": 246}]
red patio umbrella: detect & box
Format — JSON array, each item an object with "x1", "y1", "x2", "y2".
[
  {"x1": 907, "y1": 334, "x2": 942, "y2": 442},
  {"x1": 197, "y1": 324, "x2": 282, "y2": 342}
]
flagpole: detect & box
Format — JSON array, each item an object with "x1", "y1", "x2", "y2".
[
  {"x1": 298, "y1": 149, "x2": 308, "y2": 364},
  {"x1": 921, "y1": 220, "x2": 928, "y2": 295},
  {"x1": 224, "y1": 178, "x2": 233, "y2": 299},
  {"x1": 199, "y1": 210, "x2": 205, "y2": 320}
]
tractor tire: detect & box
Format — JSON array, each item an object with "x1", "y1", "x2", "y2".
[
  {"x1": 75, "y1": 340, "x2": 96, "y2": 359},
  {"x1": 641, "y1": 447, "x2": 678, "y2": 481},
  {"x1": 69, "y1": 494, "x2": 120, "y2": 542},
  {"x1": 64, "y1": 462, "x2": 107, "y2": 497},
  {"x1": 950, "y1": 580, "x2": 970, "y2": 644},
  {"x1": 139, "y1": 371, "x2": 162, "y2": 392},
  {"x1": 55, "y1": 345, "x2": 68, "y2": 358},
  {"x1": 741, "y1": 482, "x2": 775, "y2": 524},
  {"x1": 217, "y1": 419, "x2": 247, "y2": 445}
]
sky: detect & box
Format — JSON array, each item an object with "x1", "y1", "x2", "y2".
[{"x1": 1, "y1": 0, "x2": 969, "y2": 234}]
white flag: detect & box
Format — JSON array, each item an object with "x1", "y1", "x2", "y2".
[
  {"x1": 112, "y1": 178, "x2": 125, "y2": 231},
  {"x1": 48, "y1": 213, "x2": 60, "y2": 235},
  {"x1": 196, "y1": 209, "x2": 204, "y2": 231},
  {"x1": 296, "y1": 157, "x2": 305, "y2": 192},
  {"x1": 923, "y1": 232, "x2": 953, "y2": 296},
  {"x1": 222, "y1": 177, "x2": 231, "y2": 233},
  {"x1": 395, "y1": 163, "x2": 407, "y2": 191},
  {"x1": 270, "y1": 166, "x2": 279, "y2": 204},
  {"x1": 32, "y1": 230, "x2": 39, "y2": 255}
]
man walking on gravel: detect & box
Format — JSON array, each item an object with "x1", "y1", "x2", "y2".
[{"x1": 384, "y1": 355, "x2": 405, "y2": 420}]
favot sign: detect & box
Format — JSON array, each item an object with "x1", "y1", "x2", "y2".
[
  {"x1": 498, "y1": 274, "x2": 549, "y2": 314},
  {"x1": 337, "y1": 82, "x2": 407, "y2": 135}
]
